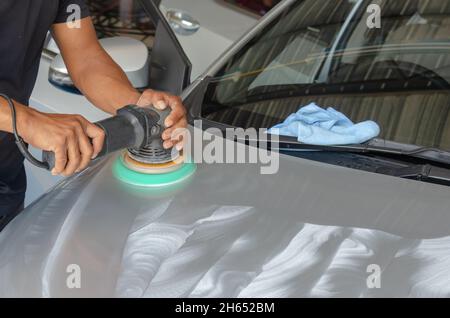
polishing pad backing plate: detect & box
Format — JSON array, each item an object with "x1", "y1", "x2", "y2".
[
  {"x1": 122, "y1": 152, "x2": 183, "y2": 174},
  {"x1": 113, "y1": 154, "x2": 196, "y2": 187}
]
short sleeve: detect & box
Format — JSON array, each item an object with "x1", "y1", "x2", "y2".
[{"x1": 53, "y1": 0, "x2": 90, "y2": 24}]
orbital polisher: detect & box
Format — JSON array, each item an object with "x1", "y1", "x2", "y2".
[
  {"x1": 0, "y1": 90, "x2": 195, "y2": 187},
  {"x1": 40, "y1": 105, "x2": 196, "y2": 187}
]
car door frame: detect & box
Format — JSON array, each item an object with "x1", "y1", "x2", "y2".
[{"x1": 139, "y1": 0, "x2": 192, "y2": 95}]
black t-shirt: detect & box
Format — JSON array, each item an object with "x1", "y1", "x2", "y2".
[{"x1": 0, "y1": 0, "x2": 90, "y2": 214}]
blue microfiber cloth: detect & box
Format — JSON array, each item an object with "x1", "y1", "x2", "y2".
[{"x1": 268, "y1": 103, "x2": 380, "y2": 145}]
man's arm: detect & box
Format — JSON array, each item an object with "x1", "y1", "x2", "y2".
[
  {"x1": 0, "y1": 97, "x2": 104, "y2": 176},
  {"x1": 0, "y1": 17, "x2": 187, "y2": 178},
  {"x1": 51, "y1": 18, "x2": 140, "y2": 113},
  {"x1": 0, "y1": 98, "x2": 27, "y2": 134},
  {"x1": 52, "y1": 18, "x2": 187, "y2": 150}
]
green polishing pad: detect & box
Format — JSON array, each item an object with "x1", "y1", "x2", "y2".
[{"x1": 113, "y1": 155, "x2": 197, "y2": 188}]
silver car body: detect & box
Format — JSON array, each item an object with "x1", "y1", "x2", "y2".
[
  {"x1": 2, "y1": 0, "x2": 450, "y2": 297},
  {"x1": 1, "y1": 132, "x2": 450, "y2": 297}
]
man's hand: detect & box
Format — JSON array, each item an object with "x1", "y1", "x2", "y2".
[
  {"x1": 18, "y1": 107, "x2": 105, "y2": 176},
  {"x1": 136, "y1": 90, "x2": 188, "y2": 151}
]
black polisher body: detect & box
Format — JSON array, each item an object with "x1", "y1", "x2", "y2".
[{"x1": 42, "y1": 105, "x2": 172, "y2": 171}]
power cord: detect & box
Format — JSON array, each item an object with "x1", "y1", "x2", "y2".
[{"x1": 0, "y1": 93, "x2": 50, "y2": 170}]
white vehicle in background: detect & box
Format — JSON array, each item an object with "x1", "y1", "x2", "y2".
[{"x1": 26, "y1": 0, "x2": 258, "y2": 205}]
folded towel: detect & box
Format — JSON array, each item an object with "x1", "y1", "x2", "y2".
[{"x1": 268, "y1": 103, "x2": 380, "y2": 145}]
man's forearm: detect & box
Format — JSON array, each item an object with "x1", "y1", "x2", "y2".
[
  {"x1": 0, "y1": 97, "x2": 30, "y2": 135},
  {"x1": 69, "y1": 48, "x2": 141, "y2": 114},
  {"x1": 1, "y1": 94, "x2": 107, "y2": 176},
  {"x1": 51, "y1": 18, "x2": 187, "y2": 153},
  {"x1": 52, "y1": 18, "x2": 140, "y2": 115}
]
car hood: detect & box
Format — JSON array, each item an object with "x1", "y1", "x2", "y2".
[{"x1": 1, "y1": 130, "x2": 450, "y2": 297}]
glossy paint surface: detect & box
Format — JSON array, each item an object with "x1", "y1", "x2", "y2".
[{"x1": 1, "y1": 131, "x2": 450, "y2": 297}]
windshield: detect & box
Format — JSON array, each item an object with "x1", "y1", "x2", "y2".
[{"x1": 202, "y1": 0, "x2": 450, "y2": 152}]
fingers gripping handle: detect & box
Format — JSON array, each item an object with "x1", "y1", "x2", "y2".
[
  {"x1": 41, "y1": 115, "x2": 135, "y2": 171},
  {"x1": 41, "y1": 105, "x2": 157, "y2": 171}
]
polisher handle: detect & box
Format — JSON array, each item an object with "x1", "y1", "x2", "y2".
[
  {"x1": 42, "y1": 105, "x2": 157, "y2": 171},
  {"x1": 41, "y1": 117, "x2": 135, "y2": 171}
]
